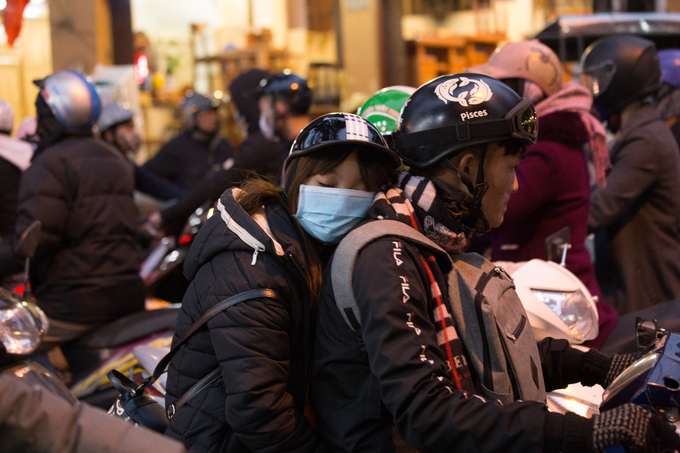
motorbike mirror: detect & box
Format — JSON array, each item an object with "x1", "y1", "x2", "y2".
[
  {"x1": 545, "y1": 227, "x2": 571, "y2": 265},
  {"x1": 14, "y1": 221, "x2": 42, "y2": 259},
  {"x1": 635, "y1": 317, "x2": 659, "y2": 348}
]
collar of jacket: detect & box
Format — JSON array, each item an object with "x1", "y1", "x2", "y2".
[
  {"x1": 217, "y1": 188, "x2": 309, "y2": 270},
  {"x1": 617, "y1": 103, "x2": 663, "y2": 145}
]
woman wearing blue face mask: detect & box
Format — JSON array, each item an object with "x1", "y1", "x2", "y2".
[{"x1": 163, "y1": 113, "x2": 400, "y2": 453}]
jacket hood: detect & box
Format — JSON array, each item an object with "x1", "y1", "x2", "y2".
[{"x1": 183, "y1": 188, "x2": 308, "y2": 281}]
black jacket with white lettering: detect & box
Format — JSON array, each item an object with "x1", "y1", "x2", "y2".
[{"x1": 312, "y1": 220, "x2": 595, "y2": 453}]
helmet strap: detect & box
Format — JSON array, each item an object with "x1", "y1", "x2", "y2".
[
  {"x1": 284, "y1": 157, "x2": 299, "y2": 196},
  {"x1": 438, "y1": 154, "x2": 490, "y2": 233}
]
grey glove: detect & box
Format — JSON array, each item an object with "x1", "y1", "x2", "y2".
[
  {"x1": 562, "y1": 404, "x2": 680, "y2": 453},
  {"x1": 602, "y1": 352, "x2": 644, "y2": 388},
  {"x1": 579, "y1": 349, "x2": 643, "y2": 388}
]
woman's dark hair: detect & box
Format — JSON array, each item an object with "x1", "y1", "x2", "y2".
[{"x1": 238, "y1": 144, "x2": 396, "y2": 302}]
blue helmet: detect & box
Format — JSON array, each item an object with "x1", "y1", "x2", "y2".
[{"x1": 35, "y1": 70, "x2": 101, "y2": 132}]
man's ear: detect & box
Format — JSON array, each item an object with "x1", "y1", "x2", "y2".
[{"x1": 458, "y1": 153, "x2": 476, "y2": 176}]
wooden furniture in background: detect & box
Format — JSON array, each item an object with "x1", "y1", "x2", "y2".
[{"x1": 406, "y1": 34, "x2": 505, "y2": 86}]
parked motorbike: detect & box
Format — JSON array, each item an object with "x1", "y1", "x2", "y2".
[
  {"x1": 2, "y1": 220, "x2": 181, "y2": 409},
  {"x1": 141, "y1": 203, "x2": 211, "y2": 303},
  {"x1": 65, "y1": 307, "x2": 178, "y2": 408},
  {"x1": 0, "y1": 221, "x2": 77, "y2": 404}
]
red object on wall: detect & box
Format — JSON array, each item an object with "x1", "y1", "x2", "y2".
[{"x1": 4, "y1": 0, "x2": 31, "y2": 46}]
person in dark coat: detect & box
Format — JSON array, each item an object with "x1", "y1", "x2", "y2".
[
  {"x1": 312, "y1": 74, "x2": 679, "y2": 453},
  {"x1": 150, "y1": 69, "x2": 288, "y2": 229},
  {"x1": 0, "y1": 99, "x2": 33, "y2": 237},
  {"x1": 583, "y1": 36, "x2": 680, "y2": 314},
  {"x1": 98, "y1": 102, "x2": 186, "y2": 201},
  {"x1": 468, "y1": 40, "x2": 617, "y2": 347},
  {"x1": 0, "y1": 70, "x2": 145, "y2": 343},
  {"x1": 163, "y1": 113, "x2": 399, "y2": 453},
  {"x1": 142, "y1": 93, "x2": 234, "y2": 191}
]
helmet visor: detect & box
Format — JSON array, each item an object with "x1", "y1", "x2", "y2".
[{"x1": 581, "y1": 59, "x2": 616, "y2": 97}]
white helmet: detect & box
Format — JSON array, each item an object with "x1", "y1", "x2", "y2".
[
  {"x1": 35, "y1": 70, "x2": 101, "y2": 132},
  {"x1": 0, "y1": 100, "x2": 14, "y2": 133}
]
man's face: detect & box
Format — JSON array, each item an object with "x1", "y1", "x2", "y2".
[
  {"x1": 480, "y1": 142, "x2": 522, "y2": 228},
  {"x1": 195, "y1": 108, "x2": 218, "y2": 133},
  {"x1": 258, "y1": 95, "x2": 286, "y2": 141},
  {"x1": 111, "y1": 121, "x2": 141, "y2": 155}
]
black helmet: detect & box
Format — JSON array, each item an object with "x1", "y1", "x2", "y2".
[
  {"x1": 393, "y1": 73, "x2": 537, "y2": 169},
  {"x1": 259, "y1": 72, "x2": 312, "y2": 115},
  {"x1": 229, "y1": 68, "x2": 271, "y2": 134},
  {"x1": 581, "y1": 35, "x2": 662, "y2": 121},
  {"x1": 284, "y1": 113, "x2": 401, "y2": 191}
]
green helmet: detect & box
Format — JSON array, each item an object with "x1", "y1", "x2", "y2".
[{"x1": 358, "y1": 86, "x2": 416, "y2": 134}]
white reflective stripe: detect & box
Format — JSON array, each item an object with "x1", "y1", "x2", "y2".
[
  {"x1": 217, "y1": 199, "x2": 266, "y2": 255},
  {"x1": 344, "y1": 113, "x2": 370, "y2": 141}
]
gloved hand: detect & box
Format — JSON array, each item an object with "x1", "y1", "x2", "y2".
[
  {"x1": 602, "y1": 352, "x2": 644, "y2": 388},
  {"x1": 578, "y1": 349, "x2": 643, "y2": 388},
  {"x1": 562, "y1": 404, "x2": 680, "y2": 453}
]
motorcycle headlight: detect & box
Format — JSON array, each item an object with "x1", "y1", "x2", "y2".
[
  {"x1": 531, "y1": 289, "x2": 597, "y2": 342},
  {"x1": 0, "y1": 289, "x2": 48, "y2": 355}
]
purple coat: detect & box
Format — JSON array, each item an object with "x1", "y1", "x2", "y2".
[{"x1": 485, "y1": 110, "x2": 601, "y2": 299}]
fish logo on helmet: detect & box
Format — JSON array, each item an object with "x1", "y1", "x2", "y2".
[
  {"x1": 434, "y1": 77, "x2": 493, "y2": 107},
  {"x1": 394, "y1": 73, "x2": 537, "y2": 169}
]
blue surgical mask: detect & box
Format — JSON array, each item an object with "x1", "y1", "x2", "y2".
[{"x1": 295, "y1": 185, "x2": 376, "y2": 244}]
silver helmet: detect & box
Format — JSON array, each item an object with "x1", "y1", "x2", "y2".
[
  {"x1": 98, "y1": 103, "x2": 134, "y2": 135},
  {"x1": 36, "y1": 70, "x2": 101, "y2": 132}
]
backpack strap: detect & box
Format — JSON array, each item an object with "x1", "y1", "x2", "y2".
[
  {"x1": 331, "y1": 220, "x2": 449, "y2": 339},
  {"x1": 137, "y1": 288, "x2": 285, "y2": 393}
]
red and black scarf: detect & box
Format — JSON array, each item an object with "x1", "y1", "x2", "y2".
[{"x1": 369, "y1": 171, "x2": 477, "y2": 394}]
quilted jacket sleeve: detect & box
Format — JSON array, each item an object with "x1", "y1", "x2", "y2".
[
  {"x1": 204, "y1": 265, "x2": 321, "y2": 452},
  {"x1": 11, "y1": 152, "x2": 71, "y2": 264}
]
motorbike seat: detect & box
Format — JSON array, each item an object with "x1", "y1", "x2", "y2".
[{"x1": 69, "y1": 308, "x2": 179, "y2": 350}]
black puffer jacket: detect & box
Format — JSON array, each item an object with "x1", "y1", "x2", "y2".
[
  {"x1": 164, "y1": 188, "x2": 323, "y2": 453},
  {"x1": 0, "y1": 136, "x2": 145, "y2": 324},
  {"x1": 142, "y1": 131, "x2": 233, "y2": 191},
  {"x1": 313, "y1": 218, "x2": 608, "y2": 453},
  {"x1": 159, "y1": 132, "x2": 288, "y2": 227},
  {"x1": 0, "y1": 156, "x2": 21, "y2": 237}
]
